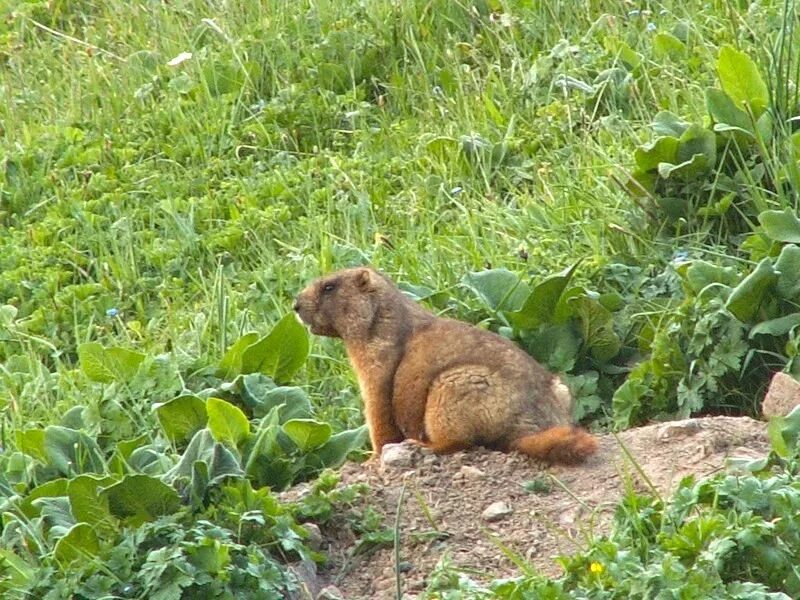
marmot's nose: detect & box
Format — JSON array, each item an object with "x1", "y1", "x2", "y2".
[{"x1": 293, "y1": 300, "x2": 301, "y2": 313}]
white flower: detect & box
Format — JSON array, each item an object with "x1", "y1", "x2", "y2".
[{"x1": 167, "y1": 52, "x2": 193, "y2": 67}]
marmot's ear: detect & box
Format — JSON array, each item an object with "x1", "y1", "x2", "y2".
[{"x1": 355, "y1": 267, "x2": 374, "y2": 289}]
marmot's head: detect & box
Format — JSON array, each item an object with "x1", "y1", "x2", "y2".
[{"x1": 294, "y1": 267, "x2": 386, "y2": 338}]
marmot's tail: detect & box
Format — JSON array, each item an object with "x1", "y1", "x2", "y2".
[{"x1": 511, "y1": 426, "x2": 598, "y2": 465}]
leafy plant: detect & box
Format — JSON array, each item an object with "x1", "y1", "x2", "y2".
[
  {"x1": 0, "y1": 322, "x2": 367, "y2": 596},
  {"x1": 629, "y1": 44, "x2": 799, "y2": 230}
]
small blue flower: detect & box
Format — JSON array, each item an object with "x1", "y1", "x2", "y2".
[
  {"x1": 450, "y1": 186, "x2": 463, "y2": 195},
  {"x1": 106, "y1": 308, "x2": 119, "y2": 318},
  {"x1": 628, "y1": 9, "x2": 641, "y2": 17},
  {"x1": 647, "y1": 22, "x2": 657, "y2": 32},
  {"x1": 672, "y1": 250, "x2": 690, "y2": 264}
]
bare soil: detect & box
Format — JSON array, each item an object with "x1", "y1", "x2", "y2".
[{"x1": 290, "y1": 416, "x2": 770, "y2": 599}]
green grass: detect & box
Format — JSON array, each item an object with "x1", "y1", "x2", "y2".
[{"x1": 1, "y1": 0, "x2": 800, "y2": 595}]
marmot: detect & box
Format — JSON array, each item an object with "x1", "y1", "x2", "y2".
[{"x1": 294, "y1": 267, "x2": 597, "y2": 464}]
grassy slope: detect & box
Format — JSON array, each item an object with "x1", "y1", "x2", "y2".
[{"x1": 0, "y1": 0, "x2": 791, "y2": 426}]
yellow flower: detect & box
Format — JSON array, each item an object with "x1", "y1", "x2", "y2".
[{"x1": 590, "y1": 562, "x2": 604, "y2": 574}]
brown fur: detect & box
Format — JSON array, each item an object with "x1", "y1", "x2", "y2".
[{"x1": 294, "y1": 267, "x2": 597, "y2": 465}]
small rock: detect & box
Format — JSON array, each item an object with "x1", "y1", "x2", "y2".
[
  {"x1": 656, "y1": 419, "x2": 703, "y2": 441},
  {"x1": 421, "y1": 453, "x2": 439, "y2": 467},
  {"x1": 459, "y1": 465, "x2": 485, "y2": 479},
  {"x1": 397, "y1": 560, "x2": 414, "y2": 573},
  {"x1": 302, "y1": 522, "x2": 323, "y2": 551},
  {"x1": 406, "y1": 575, "x2": 425, "y2": 591},
  {"x1": 317, "y1": 585, "x2": 344, "y2": 600},
  {"x1": 287, "y1": 559, "x2": 320, "y2": 599},
  {"x1": 381, "y1": 442, "x2": 417, "y2": 468},
  {"x1": 482, "y1": 501, "x2": 513, "y2": 522},
  {"x1": 762, "y1": 372, "x2": 800, "y2": 417}
]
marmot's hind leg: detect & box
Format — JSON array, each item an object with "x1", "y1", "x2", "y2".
[{"x1": 423, "y1": 366, "x2": 515, "y2": 452}]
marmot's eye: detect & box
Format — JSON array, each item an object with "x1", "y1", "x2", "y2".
[{"x1": 322, "y1": 282, "x2": 336, "y2": 293}]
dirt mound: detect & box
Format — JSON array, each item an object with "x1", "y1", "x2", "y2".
[{"x1": 296, "y1": 416, "x2": 769, "y2": 599}]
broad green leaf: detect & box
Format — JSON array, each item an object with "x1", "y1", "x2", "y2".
[
  {"x1": 258, "y1": 387, "x2": 313, "y2": 422},
  {"x1": 0, "y1": 548, "x2": 33, "y2": 587},
  {"x1": 54, "y1": 523, "x2": 100, "y2": 565},
  {"x1": 461, "y1": 269, "x2": 530, "y2": 312},
  {"x1": 652, "y1": 111, "x2": 690, "y2": 137},
  {"x1": 217, "y1": 332, "x2": 259, "y2": 380},
  {"x1": 779, "y1": 404, "x2": 800, "y2": 452},
  {"x1": 0, "y1": 305, "x2": 17, "y2": 327},
  {"x1": 78, "y1": 343, "x2": 145, "y2": 383},
  {"x1": 553, "y1": 286, "x2": 590, "y2": 323},
  {"x1": 116, "y1": 434, "x2": 149, "y2": 460},
  {"x1": 522, "y1": 323, "x2": 581, "y2": 372},
  {"x1": 101, "y1": 475, "x2": 181, "y2": 526},
  {"x1": 658, "y1": 154, "x2": 710, "y2": 180},
  {"x1": 603, "y1": 37, "x2": 641, "y2": 69},
  {"x1": 725, "y1": 259, "x2": 778, "y2": 322},
  {"x1": 634, "y1": 136, "x2": 679, "y2": 172},
  {"x1": 241, "y1": 314, "x2": 310, "y2": 383},
  {"x1": 78, "y1": 342, "x2": 114, "y2": 383},
  {"x1": 755, "y1": 110, "x2": 773, "y2": 143},
  {"x1": 44, "y1": 426, "x2": 105, "y2": 476},
  {"x1": 19, "y1": 479, "x2": 69, "y2": 518},
  {"x1": 570, "y1": 296, "x2": 622, "y2": 362},
  {"x1": 67, "y1": 475, "x2": 116, "y2": 536},
  {"x1": 60, "y1": 405, "x2": 85, "y2": 430},
  {"x1": 154, "y1": 394, "x2": 208, "y2": 444},
  {"x1": 240, "y1": 373, "x2": 312, "y2": 421},
  {"x1": 653, "y1": 32, "x2": 686, "y2": 58},
  {"x1": 166, "y1": 428, "x2": 244, "y2": 486},
  {"x1": 109, "y1": 434, "x2": 150, "y2": 474},
  {"x1": 506, "y1": 263, "x2": 580, "y2": 330},
  {"x1": 629, "y1": 169, "x2": 657, "y2": 195},
  {"x1": 15, "y1": 429, "x2": 45, "y2": 461},
  {"x1": 598, "y1": 292, "x2": 624, "y2": 312},
  {"x1": 310, "y1": 425, "x2": 369, "y2": 468},
  {"x1": 126, "y1": 446, "x2": 173, "y2": 475},
  {"x1": 749, "y1": 313, "x2": 800, "y2": 338},
  {"x1": 188, "y1": 460, "x2": 210, "y2": 509},
  {"x1": 676, "y1": 124, "x2": 716, "y2": 166},
  {"x1": 244, "y1": 406, "x2": 283, "y2": 481},
  {"x1": 775, "y1": 244, "x2": 800, "y2": 299},
  {"x1": 717, "y1": 45, "x2": 769, "y2": 116},
  {"x1": 684, "y1": 260, "x2": 738, "y2": 295},
  {"x1": 239, "y1": 372, "x2": 276, "y2": 406},
  {"x1": 105, "y1": 347, "x2": 145, "y2": 380},
  {"x1": 706, "y1": 88, "x2": 753, "y2": 134},
  {"x1": 768, "y1": 416, "x2": 789, "y2": 458},
  {"x1": 282, "y1": 419, "x2": 332, "y2": 452},
  {"x1": 34, "y1": 496, "x2": 75, "y2": 536},
  {"x1": 760, "y1": 209, "x2": 800, "y2": 243},
  {"x1": 398, "y1": 282, "x2": 437, "y2": 302},
  {"x1": 206, "y1": 397, "x2": 250, "y2": 447}
]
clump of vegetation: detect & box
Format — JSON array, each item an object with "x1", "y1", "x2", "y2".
[{"x1": 0, "y1": 318, "x2": 368, "y2": 596}]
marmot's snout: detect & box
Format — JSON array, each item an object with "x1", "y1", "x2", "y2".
[{"x1": 294, "y1": 284, "x2": 338, "y2": 337}]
